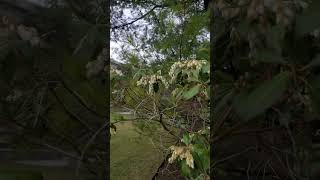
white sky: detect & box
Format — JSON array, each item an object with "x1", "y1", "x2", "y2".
[
  {"x1": 111, "y1": 8, "x2": 149, "y2": 63},
  {"x1": 110, "y1": 41, "x2": 122, "y2": 62},
  {"x1": 111, "y1": 6, "x2": 210, "y2": 63}
]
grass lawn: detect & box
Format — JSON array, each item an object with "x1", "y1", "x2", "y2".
[
  {"x1": 0, "y1": 112, "x2": 175, "y2": 180},
  {"x1": 110, "y1": 119, "x2": 175, "y2": 180}
]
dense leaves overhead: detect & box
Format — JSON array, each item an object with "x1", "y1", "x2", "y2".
[{"x1": 111, "y1": 0, "x2": 209, "y2": 63}]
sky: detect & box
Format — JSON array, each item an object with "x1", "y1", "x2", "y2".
[
  {"x1": 110, "y1": 41, "x2": 121, "y2": 62},
  {"x1": 110, "y1": 8, "x2": 131, "y2": 63},
  {"x1": 111, "y1": 8, "x2": 151, "y2": 63},
  {"x1": 111, "y1": 4, "x2": 210, "y2": 63}
]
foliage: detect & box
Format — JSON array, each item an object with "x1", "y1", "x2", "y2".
[
  {"x1": 0, "y1": 1, "x2": 107, "y2": 179},
  {"x1": 110, "y1": 1, "x2": 210, "y2": 179},
  {"x1": 112, "y1": 58, "x2": 210, "y2": 179},
  {"x1": 211, "y1": 0, "x2": 320, "y2": 179},
  {"x1": 111, "y1": 0, "x2": 209, "y2": 63}
]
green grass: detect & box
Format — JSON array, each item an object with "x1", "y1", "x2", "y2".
[
  {"x1": 110, "y1": 120, "x2": 174, "y2": 180},
  {"x1": 0, "y1": 114, "x2": 174, "y2": 180}
]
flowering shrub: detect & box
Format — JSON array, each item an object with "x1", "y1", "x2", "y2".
[
  {"x1": 132, "y1": 59, "x2": 210, "y2": 179},
  {"x1": 111, "y1": 59, "x2": 209, "y2": 179}
]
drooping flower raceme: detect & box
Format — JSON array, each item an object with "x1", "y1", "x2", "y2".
[
  {"x1": 137, "y1": 74, "x2": 169, "y2": 94},
  {"x1": 169, "y1": 60, "x2": 207, "y2": 83},
  {"x1": 110, "y1": 67, "x2": 123, "y2": 76},
  {"x1": 168, "y1": 145, "x2": 194, "y2": 169}
]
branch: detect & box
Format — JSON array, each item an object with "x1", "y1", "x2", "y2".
[
  {"x1": 50, "y1": 88, "x2": 93, "y2": 131},
  {"x1": 159, "y1": 113, "x2": 179, "y2": 138},
  {"x1": 111, "y1": 5, "x2": 162, "y2": 30},
  {"x1": 76, "y1": 120, "x2": 108, "y2": 176},
  {"x1": 211, "y1": 147, "x2": 256, "y2": 169},
  {"x1": 58, "y1": 76, "x2": 105, "y2": 118},
  {"x1": 64, "y1": 0, "x2": 96, "y2": 24},
  {"x1": 0, "y1": 0, "x2": 43, "y2": 12}
]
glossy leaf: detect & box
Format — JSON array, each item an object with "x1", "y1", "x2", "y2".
[
  {"x1": 305, "y1": 54, "x2": 320, "y2": 69},
  {"x1": 295, "y1": 1, "x2": 320, "y2": 36},
  {"x1": 183, "y1": 84, "x2": 201, "y2": 100},
  {"x1": 252, "y1": 49, "x2": 286, "y2": 64},
  {"x1": 233, "y1": 71, "x2": 290, "y2": 121},
  {"x1": 181, "y1": 160, "x2": 192, "y2": 177}
]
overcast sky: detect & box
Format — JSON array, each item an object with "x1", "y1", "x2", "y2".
[{"x1": 111, "y1": 8, "x2": 151, "y2": 63}]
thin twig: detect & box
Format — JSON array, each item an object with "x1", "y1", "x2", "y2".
[
  {"x1": 50, "y1": 88, "x2": 93, "y2": 131},
  {"x1": 211, "y1": 147, "x2": 256, "y2": 169},
  {"x1": 111, "y1": 5, "x2": 162, "y2": 29},
  {"x1": 58, "y1": 76, "x2": 105, "y2": 118},
  {"x1": 76, "y1": 120, "x2": 108, "y2": 176}
]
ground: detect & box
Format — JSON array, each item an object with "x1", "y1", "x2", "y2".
[{"x1": 110, "y1": 115, "x2": 175, "y2": 180}]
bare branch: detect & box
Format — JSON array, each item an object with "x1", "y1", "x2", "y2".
[
  {"x1": 58, "y1": 76, "x2": 105, "y2": 118},
  {"x1": 50, "y1": 88, "x2": 93, "y2": 131},
  {"x1": 111, "y1": 5, "x2": 163, "y2": 30}
]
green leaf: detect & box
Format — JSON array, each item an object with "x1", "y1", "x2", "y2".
[
  {"x1": 0, "y1": 43, "x2": 9, "y2": 61},
  {"x1": 193, "y1": 144, "x2": 210, "y2": 170},
  {"x1": 172, "y1": 87, "x2": 184, "y2": 100},
  {"x1": 305, "y1": 54, "x2": 320, "y2": 69},
  {"x1": 213, "y1": 89, "x2": 235, "y2": 117},
  {"x1": 73, "y1": 25, "x2": 97, "y2": 55},
  {"x1": 214, "y1": 70, "x2": 234, "y2": 83},
  {"x1": 295, "y1": 1, "x2": 320, "y2": 36},
  {"x1": 187, "y1": 69, "x2": 200, "y2": 82},
  {"x1": 233, "y1": 71, "x2": 290, "y2": 120},
  {"x1": 253, "y1": 49, "x2": 286, "y2": 64},
  {"x1": 266, "y1": 25, "x2": 285, "y2": 53},
  {"x1": 182, "y1": 133, "x2": 190, "y2": 145},
  {"x1": 310, "y1": 75, "x2": 320, "y2": 116},
  {"x1": 237, "y1": 20, "x2": 250, "y2": 37},
  {"x1": 183, "y1": 84, "x2": 201, "y2": 100},
  {"x1": 181, "y1": 160, "x2": 192, "y2": 177},
  {"x1": 191, "y1": 69, "x2": 199, "y2": 81},
  {"x1": 133, "y1": 69, "x2": 146, "y2": 80},
  {"x1": 192, "y1": 152, "x2": 203, "y2": 170},
  {"x1": 201, "y1": 63, "x2": 210, "y2": 74},
  {"x1": 279, "y1": 112, "x2": 291, "y2": 128}
]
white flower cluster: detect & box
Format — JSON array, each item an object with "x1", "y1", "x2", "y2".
[
  {"x1": 137, "y1": 74, "x2": 169, "y2": 94},
  {"x1": 110, "y1": 67, "x2": 123, "y2": 76},
  {"x1": 168, "y1": 145, "x2": 194, "y2": 169},
  {"x1": 197, "y1": 126, "x2": 210, "y2": 135},
  {"x1": 169, "y1": 60, "x2": 207, "y2": 82}
]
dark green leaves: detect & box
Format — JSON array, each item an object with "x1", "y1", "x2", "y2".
[
  {"x1": 192, "y1": 143, "x2": 210, "y2": 171},
  {"x1": 181, "y1": 160, "x2": 192, "y2": 177},
  {"x1": 252, "y1": 49, "x2": 286, "y2": 64},
  {"x1": 295, "y1": 1, "x2": 320, "y2": 36},
  {"x1": 182, "y1": 133, "x2": 190, "y2": 145},
  {"x1": 233, "y1": 71, "x2": 291, "y2": 121},
  {"x1": 304, "y1": 54, "x2": 320, "y2": 69},
  {"x1": 183, "y1": 84, "x2": 201, "y2": 100},
  {"x1": 310, "y1": 75, "x2": 320, "y2": 116},
  {"x1": 266, "y1": 25, "x2": 285, "y2": 53}
]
